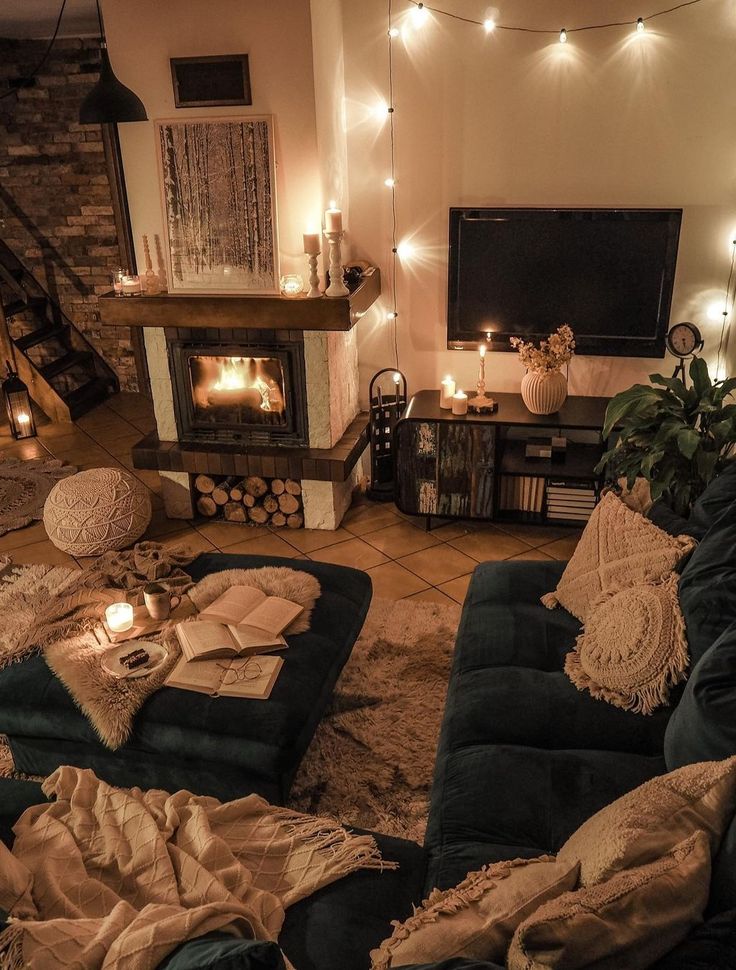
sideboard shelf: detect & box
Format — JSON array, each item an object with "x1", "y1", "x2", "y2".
[{"x1": 395, "y1": 389, "x2": 610, "y2": 526}]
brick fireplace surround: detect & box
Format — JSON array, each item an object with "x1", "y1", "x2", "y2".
[{"x1": 99, "y1": 273, "x2": 380, "y2": 530}]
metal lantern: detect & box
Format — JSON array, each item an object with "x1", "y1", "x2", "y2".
[
  {"x1": 367, "y1": 368, "x2": 407, "y2": 502},
  {"x1": 3, "y1": 363, "x2": 36, "y2": 440}
]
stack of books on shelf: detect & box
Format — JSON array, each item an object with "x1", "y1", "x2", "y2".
[
  {"x1": 166, "y1": 585, "x2": 302, "y2": 700},
  {"x1": 546, "y1": 480, "x2": 598, "y2": 522}
]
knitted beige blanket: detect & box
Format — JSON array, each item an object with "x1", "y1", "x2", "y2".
[{"x1": 0, "y1": 766, "x2": 393, "y2": 970}]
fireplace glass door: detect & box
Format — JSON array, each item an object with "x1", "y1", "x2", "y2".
[
  {"x1": 189, "y1": 355, "x2": 287, "y2": 428},
  {"x1": 169, "y1": 339, "x2": 308, "y2": 445}
]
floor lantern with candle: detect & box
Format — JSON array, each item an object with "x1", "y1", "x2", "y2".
[
  {"x1": 367, "y1": 368, "x2": 407, "y2": 501},
  {"x1": 3, "y1": 362, "x2": 36, "y2": 440}
]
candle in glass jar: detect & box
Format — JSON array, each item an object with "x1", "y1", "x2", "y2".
[
  {"x1": 451, "y1": 390, "x2": 468, "y2": 416},
  {"x1": 121, "y1": 274, "x2": 142, "y2": 296},
  {"x1": 105, "y1": 602, "x2": 133, "y2": 633},
  {"x1": 440, "y1": 376, "x2": 456, "y2": 409},
  {"x1": 325, "y1": 202, "x2": 343, "y2": 233},
  {"x1": 303, "y1": 232, "x2": 321, "y2": 255}
]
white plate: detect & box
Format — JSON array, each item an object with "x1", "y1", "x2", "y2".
[{"x1": 101, "y1": 640, "x2": 168, "y2": 680}]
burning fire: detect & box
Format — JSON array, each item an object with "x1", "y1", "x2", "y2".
[{"x1": 208, "y1": 357, "x2": 279, "y2": 412}]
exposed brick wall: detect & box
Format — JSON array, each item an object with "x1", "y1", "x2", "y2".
[{"x1": 0, "y1": 36, "x2": 139, "y2": 391}]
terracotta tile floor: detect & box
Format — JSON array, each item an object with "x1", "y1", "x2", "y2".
[{"x1": 1, "y1": 392, "x2": 581, "y2": 604}]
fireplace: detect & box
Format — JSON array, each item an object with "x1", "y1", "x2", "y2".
[{"x1": 169, "y1": 334, "x2": 309, "y2": 446}]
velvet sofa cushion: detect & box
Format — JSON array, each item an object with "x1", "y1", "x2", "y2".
[
  {"x1": 649, "y1": 909, "x2": 736, "y2": 969},
  {"x1": 678, "y1": 502, "x2": 736, "y2": 665},
  {"x1": 0, "y1": 553, "x2": 372, "y2": 801},
  {"x1": 279, "y1": 830, "x2": 425, "y2": 970},
  {"x1": 648, "y1": 461, "x2": 736, "y2": 541},
  {"x1": 159, "y1": 935, "x2": 285, "y2": 970},
  {"x1": 0, "y1": 778, "x2": 46, "y2": 849},
  {"x1": 664, "y1": 623, "x2": 736, "y2": 915},
  {"x1": 393, "y1": 962, "x2": 504, "y2": 970},
  {"x1": 647, "y1": 501, "x2": 701, "y2": 540}
]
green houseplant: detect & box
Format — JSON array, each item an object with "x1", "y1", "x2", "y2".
[{"x1": 596, "y1": 357, "x2": 736, "y2": 517}]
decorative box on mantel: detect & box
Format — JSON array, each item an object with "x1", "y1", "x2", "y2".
[{"x1": 101, "y1": 271, "x2": 380, "y2": 529}]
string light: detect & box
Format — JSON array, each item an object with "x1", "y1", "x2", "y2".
[
  {"x1": 483, "y1": 17, "x2": 496, "y2": 33},
  {"x1": 384, "y1": 177, "x2": 396, "y2": 187},
  {"x1": 387, "y1": 311, "x2": 398, "y2": 320},
  {"x1": 716, "y1": 239, "x2": 736, "y2": 379},
  {"x1": 386, "y1": 0, "x2": 399, "y2": 368},
  {"x1": 396, "y1": 240, "x2": 415, "y2": 260},
  {"x1": 404, "y1": 0, "x2": 708, "y2": 40},
  {"x1": 388, "y1": 26, "x2": 400, "y2": 37},
  {"x1": 411, "y1": 2, "x2": 429, "y2": 27}
]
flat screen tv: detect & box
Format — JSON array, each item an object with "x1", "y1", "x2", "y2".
[{"x1": 447, "y1": 207, "x2": 682, "y2": 356}]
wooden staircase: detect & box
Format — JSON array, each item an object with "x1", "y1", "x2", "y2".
[{"x1": 0, "y1": 238, "x2": 118, "y2": 423}]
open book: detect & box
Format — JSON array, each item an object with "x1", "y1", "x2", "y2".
[
  {"x1": 176, "y1": 585, "x2": 303, "y2": 661},
  {"x1": 165, "y1": 653, "x2": 283, "y2": 699}
]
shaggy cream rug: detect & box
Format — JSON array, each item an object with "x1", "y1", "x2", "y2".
[{"x1": 290, "y1": 597, "x2": 461, "y2": 843}]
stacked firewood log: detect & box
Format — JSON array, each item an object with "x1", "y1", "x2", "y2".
[{"x1": 194, "y1": 475, "x2": 304, "y2": 528}]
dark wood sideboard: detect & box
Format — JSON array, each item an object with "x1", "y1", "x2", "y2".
[{"x1": 394, "y1": 390, "x2": 611, "y2": 526}]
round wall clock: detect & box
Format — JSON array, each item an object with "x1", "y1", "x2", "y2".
[{"x1": 666, "y1": 322, "x2": 703, "y2": 359}]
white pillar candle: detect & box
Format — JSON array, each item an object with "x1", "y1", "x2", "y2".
[
  {"x1": 105, "y1": 602, "x2": 133, "y2": 633},
  {"x1": 303, "y1": 232, "x2": 321, "y2": 255},
  {"x1": 325, "y1": 204, "x2": 343, "y2": 233},
  {"x1": 452, "y1": 390, "x2": 468, "y2": 416},
  {"x1": 440, "y1": 376, "x2": 456, "y2": 409}
]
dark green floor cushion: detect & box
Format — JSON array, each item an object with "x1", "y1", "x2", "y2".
[
  {"x1": 0, "y1": 554, "x2": 372, "y2": 801},
  {"x1": 159, "y1": 935, "x2": 285, "y2": 970},
  {"x1": 679, "y1": 501, "x2": 736, "y2": 665}
]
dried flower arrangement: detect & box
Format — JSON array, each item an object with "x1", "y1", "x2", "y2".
[{"x1": 510, "y1": 324, "x2": 576, "y2": 376}]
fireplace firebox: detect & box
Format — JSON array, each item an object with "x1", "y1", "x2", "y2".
[{"x1": 169, "y1": 334, "x2": 309, "y2": 446}]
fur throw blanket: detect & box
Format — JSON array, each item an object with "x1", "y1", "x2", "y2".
[
  {"x1": 0, "y1": 766, "x2": 391, "y2": 970},
  {"x1": 0, "y1": 557, "x2": 321, "y2": 751}
]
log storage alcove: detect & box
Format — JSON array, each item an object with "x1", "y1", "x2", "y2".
[{"x1": 194, "y1": 474, "x2": 304, "y2": 528}]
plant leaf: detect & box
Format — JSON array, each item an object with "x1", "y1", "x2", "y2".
[
  {"x1": 676, "y1": 427, "x2": 701, "y2": 460},
  {"x1": 690, "y1": 356, "x2": 712, "y2": 397}
]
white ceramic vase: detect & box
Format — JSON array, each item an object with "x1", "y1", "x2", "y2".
[{"x1": 520, "y1": 369, "x2": 568, "y2": 415}]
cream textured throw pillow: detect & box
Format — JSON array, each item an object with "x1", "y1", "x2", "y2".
[
  {"x1": 558, "y1": 756, "x2": 736, "y2": 886},
  {"x1": 565, "y1": 573, "x2": 688, "y2": 715},
  {"x1": 541, "y1": 491, "x2": 696, "y2": 622},
  {"x1": 508, "y1": 831, "x2": 710, "y2": 970},
  {"x1": 369, "y1": 856, "x2": 579, "y2": 969}
]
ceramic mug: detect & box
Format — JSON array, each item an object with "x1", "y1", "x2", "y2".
[{"x1": 143, "y1": 583, "x2": 181, "y2": 621}]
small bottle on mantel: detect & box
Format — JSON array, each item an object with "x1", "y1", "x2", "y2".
[{"x1": 142, "y1": 235, "x2": 161, "y2": 295}]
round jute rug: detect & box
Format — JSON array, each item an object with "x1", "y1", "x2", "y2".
[
  {"x1": 0, "y1": 456, "x2": 77, "y2": 537},
  {"x1": 290, "y1": 596, "x2": 461, "y2": 843}
]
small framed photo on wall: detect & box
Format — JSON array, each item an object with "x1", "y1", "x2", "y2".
[
  {"x1": 156, "y1": 116, "x2": 279, "y2": 294},
  {"x1": 170, "y1": 54, "x2": 252, "y2": 108}
]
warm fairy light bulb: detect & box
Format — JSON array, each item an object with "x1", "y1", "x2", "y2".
[
  {"x1": 384, "y1": 177, "x2": 396, "y2": 187},
  {"x1": 395, "y1": 240, "x2": 415, "y2": 260},
  {"x1": 387, "y1": 311, "x2": 397, "y2": 320},
  {"x1": 636, "y1": 17, "x2": 645, "y2": 32},
  {"x1": 393, "y1": 372, "x2": 401, "y2": 384},
  {"x1": 373, "y1": 101, "x2": 391, "y2": 120},
  {"x1": 388, "y1": 26, "x2": 400, "y2": 38},
  {"x1": 559, "y1": 27, "x2": 568, "y2": 43},
  {"x1": 483, "y1": 17, "x2": 496, "y2": 33},
  {"x1": 411, "y1": 3, "x2": 429, "y2": 27}
]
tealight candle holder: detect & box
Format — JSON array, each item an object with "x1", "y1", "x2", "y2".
[
  {"x1": 105, "y1": 602, "x2": 133, "y2": 633},
  {"x1": 280, "y1": 274, "x2": 304, "y2": 298}
]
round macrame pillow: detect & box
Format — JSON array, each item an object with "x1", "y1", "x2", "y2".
[
  {"x1": 564, "y1": 573, "x2": 688, "y2": 716},
  {"x1": 44, "y1": 468, "x2": 151, "y2": 556}
]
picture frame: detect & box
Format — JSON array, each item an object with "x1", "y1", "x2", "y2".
[
  {"x1": 170, "y1": 55, "x2": 252, "y2": 108},
  {"x1": 156, "y1": 116, "x2": 279, "y2": 294}
]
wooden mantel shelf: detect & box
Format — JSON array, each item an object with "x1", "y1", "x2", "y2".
[{"x1": 99, "y1": 268, "x2": 380, "y2": 332}]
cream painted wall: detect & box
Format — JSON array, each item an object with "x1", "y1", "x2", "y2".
[
  {"x1": 102, "y1": 0, "x2": 322, "y2": 286},
  {"x1": 339, "y1": 0, "x2": 736, "y2": 401}
]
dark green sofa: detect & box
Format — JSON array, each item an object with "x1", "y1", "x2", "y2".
[{"x1": 2, "y1": 464, "x2": 736, "y2": 968}]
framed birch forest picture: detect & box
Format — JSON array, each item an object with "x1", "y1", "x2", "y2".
[{"x1": 157, "y1": 116, "x2": 278, "y2": 293}]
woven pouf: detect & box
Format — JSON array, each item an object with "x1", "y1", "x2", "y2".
[{"x1": 44, "y1": 468, "x2": 152, "y2": 556}]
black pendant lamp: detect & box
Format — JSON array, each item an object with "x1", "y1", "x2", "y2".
[{"x1": 79, "y1": 1, "x2": 147, "y2": 124}]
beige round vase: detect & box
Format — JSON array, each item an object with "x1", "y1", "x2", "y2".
[{"x1": 520, "y1": 369, "x2": 568, "y2": 415}]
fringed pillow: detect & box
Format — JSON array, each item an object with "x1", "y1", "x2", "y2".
[
  {"x1": 541, "y1": 492, "x2": 697, "y2": 622},
  {"x1": 369, "y1": 856, "x2": 579, "y2": 969},
  {"x1": 558, "y1": 756, "x2": 736, "y2": 887},
  {"x1": 508, "y1": 832, "x2": 710, "y2": 970},
  {"x1": 564, "y1": 573, "x2": 688, "y2": 715}
]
